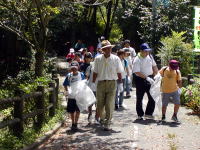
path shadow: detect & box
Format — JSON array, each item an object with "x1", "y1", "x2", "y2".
[
  {"x1": 156, "y1": 120, "x2": 181, "y2": 127},
  {"x1": 133, "y1": 118, "x2": 158, "y2": 125},
  {"x1": 65, "y1": 128, "x2": 91, "y2": 135}
]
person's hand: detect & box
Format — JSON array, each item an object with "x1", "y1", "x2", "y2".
[{"x1": 146, "y1": 77, "x2": 154, "y2": 85}]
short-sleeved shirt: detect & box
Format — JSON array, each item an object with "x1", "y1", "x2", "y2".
[
  {"x1": 159, "y1": 67, "x2": 181, "y2": 93},
  {"x1": 93, "y1": 54, "x2": 124, "y2": 81},
  {"x1": 132, "y1": 54, "x2": 157, "y2": 77},
  {"x1": 129, "y1": 47, "x2": 137, "y2": 59},
  {"x1": 63, "y1": 72, "x2": 85, "y2": 86}
]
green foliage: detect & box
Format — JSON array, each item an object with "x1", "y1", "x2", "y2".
[
  {"x1": 109, "y1": 23, "x2": 123, "y2": 43},
  {"x1": 0, "y1": 70, "x2": 52, "y2": 125},
  {"x1": 0, "y1": 108, "x2": 65, "y2": 150},
  {"x1": 181, "y1": 78, "x2": 200, "y2": 114},
  {"x1": 156, "y1": 31, "x2": 193, "y2": 76}
]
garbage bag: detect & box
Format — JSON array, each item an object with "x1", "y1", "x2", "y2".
[
  {"x1": 150, "y1": 73, "x2": 162, "y2": 112},
  {"x1": 117, "y1": 83, "x2": 124, "y2": 94},
  {"x1": 70, "y1": 80, "x2": 96, "y2": 112}
]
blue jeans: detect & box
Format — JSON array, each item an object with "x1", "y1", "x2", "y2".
[{"x1": 115, "y1": 79, "x2": 125, "y2": 106}]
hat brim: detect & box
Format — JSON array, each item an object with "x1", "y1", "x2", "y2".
[
  {"x1": 142, "y1": 48, "x2": 152, "y2": 51},
  {"x1": 101, "y1": 45, "x2": 115, "y2": 50},
  {"x1": 70, "y1": 66, "x2": 78, "y2": 69}
]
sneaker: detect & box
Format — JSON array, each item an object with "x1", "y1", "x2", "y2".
[
  {"x1": 171, "y1": 115, "x2": 179, "y2": 123},
  {"x1": 71, "y1": 124, "x2": 78, "y2": 131},
  {"x1": 161, "y1": 116, "x2": 166, "y2": 121},
  {"x1": 103, "y1": 124, "x2": 111, "y2": 131},
  {"x1": 144, "y1": 115, "x2": 154, "y2": 119},
  {"x1": 126, "y1": 95, "x2": 131, "y2": 98},
  {"x1": 94, "y1": 118, "x2": 100, "y2": 124},
  {"x1": 99, "y1": 119, "x2": 105, "y2": 127},
  {"x1": 88, "y1": 114, "x2": 92, "y2": 124},
  {"x1": 119, "y1": 104, "x2": 127, "y2": 110},
  {"x1": 137, "y1": 116, "x2": 143, "y2": 120},
  {"x1": 115, "y1": 105, "x2": 119, "y2": 110}
]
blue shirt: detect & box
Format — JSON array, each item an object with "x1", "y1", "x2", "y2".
[{"x1": 63, "y1": 72, "x2": 85, "y2": 86}]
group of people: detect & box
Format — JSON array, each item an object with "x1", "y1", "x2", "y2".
[{"x1": 63, "y1": 38, "x2": 182, "y2": 132}]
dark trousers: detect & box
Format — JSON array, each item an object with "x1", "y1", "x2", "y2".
[{"x1": 134, "y1": 75, "x2": 155, "y2": 117}]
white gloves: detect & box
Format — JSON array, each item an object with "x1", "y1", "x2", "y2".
[{"x1": 146, "y1": 77, "x2": 154, "y2": 85}]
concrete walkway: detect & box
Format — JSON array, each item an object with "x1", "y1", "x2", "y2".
[{"x1": 36, "y1": 58, "x2": 200, "y2": 150}]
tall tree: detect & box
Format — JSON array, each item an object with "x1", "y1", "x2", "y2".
[{"x1": 0, "y1": 0, "x2": 60, "y2": 77}]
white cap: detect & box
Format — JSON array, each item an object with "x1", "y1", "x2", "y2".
[
  {"x1": 78, "y1": 48, "x2": 84, "y2": 52},
  {"x1": 70, "y1": 48, "x2": 75, "y2": 53}
]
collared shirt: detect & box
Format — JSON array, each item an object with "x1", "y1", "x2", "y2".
[
  {"x1": 93, "y1": 54, "x2": 124, "y2": 81},
  {"x1": 132, "y1": 53, "x2": 157, "y2": 76}
]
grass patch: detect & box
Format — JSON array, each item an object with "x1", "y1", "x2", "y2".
[
  {"x1": 167, "y1": 133, "x2": 176, "y2": 139},
  {"x1": 167, "y1": 133, "x2": 178, "y2": 150}
]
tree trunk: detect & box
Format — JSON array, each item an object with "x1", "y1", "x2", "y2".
[
  {"x1": 122, "y1": 0, "x2": 126, "y2": 8},
  {"x1": 104, "y1": 1, "x2": 112, "y2": 39},
  {"x1": 35, "y1": 49, "x2": 45, "y2": 77}
]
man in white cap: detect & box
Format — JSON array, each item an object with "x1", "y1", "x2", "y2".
[
  {"x1": 132, "y1": 43, "x2": 158, "y2": 120},
  {"x1": 92, "y1": 40, "x2": 124, "y2": 131}
]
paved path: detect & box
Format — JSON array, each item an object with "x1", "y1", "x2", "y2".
[{"x1": 36, "y1": 58, "x2": 200, "y2": 150}]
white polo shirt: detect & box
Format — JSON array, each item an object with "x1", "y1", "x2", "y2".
[
  {"x1": 132, "y1": 54, "x2": 157, "y2": 76},
  {"x1": 93, "y1": 54, "x2": 124, "y2": 81}
]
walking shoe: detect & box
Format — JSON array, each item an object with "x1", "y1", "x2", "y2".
[
  {"x1": 94, "y1": 118, "x2": 100, "y2": 124},
  {"x1": 103, "y1": 124, "x2": 111, "y2": 131},
  {"x1": 71, "y1": 124, "x2": 78, "y2": 131},
  {"x1": 119, "y1": 104, "x2": 127, "y2": 110},
  {"x1": 144, "y1": 115, "x2": 154, "y2": 119},
  {"x1": 171, "y1": 115, "x2": 179, "y2": 123},
  {"x1": 115, "y1": 105, "x2": 119, "y2": 110},
  {"x1": 99, "y1": 119, "x2": 105, "y2": 127},
  {"x1": 161, "y1": 115, "x2": 166, "y2": 121},
  {"x1": 88, "y1": 114, "x2": 92, "y2": 124},
  {"x1": 126, "y1": 94, "x2": 131, "y2": 98},
  {"x1": 137, "y1": 116, "x2": 143, "y2": 120}
]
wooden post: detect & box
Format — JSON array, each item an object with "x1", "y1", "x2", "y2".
[
  {"x1": 54, "y1": 78, "x2": 59, "y2": 107},
  {"x1": 52, "y1": 69, "x2": 57, "y2": 79},
  {"x1": 35, "y1": 86, "x2": 45, "y2": 129},
  {"x1": 13, "y1": 98, "x2": 24, "y2": 137},
  {"x1": 49, "y1": 82, "x2": 56, "y2": 117}
]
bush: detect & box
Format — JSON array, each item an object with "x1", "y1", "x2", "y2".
[
  {"x1": 156, "y1": 31, "x2": 193, "y2": 76},
  {"x1": 181, "y1": 78, "x2": 200, "y2": 115},
  {"x1": 0, "y1": 108, "x2": 65, "y2": 150}
]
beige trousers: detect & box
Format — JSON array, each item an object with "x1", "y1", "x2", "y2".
[{"x1": 96, "y1": 80, "x2": 117, "y2": 126}]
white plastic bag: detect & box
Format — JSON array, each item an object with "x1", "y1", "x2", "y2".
[
  {"x1": 117, "y1": 83, "x2": 124, "y2": 94},
  {"x1": 150, "y1": 73, "x2": 162, "y2": 113},
  {"x1": 70, "y1": 80, "x2": 96, "y2": 112}
]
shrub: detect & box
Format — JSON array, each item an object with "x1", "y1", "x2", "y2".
[
  {"x1": 181, "y1": 78, "x2": 200, "y2": 115},
  {"x1": 156, "y1": 31, "x2": 193, "y2": 76}
]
